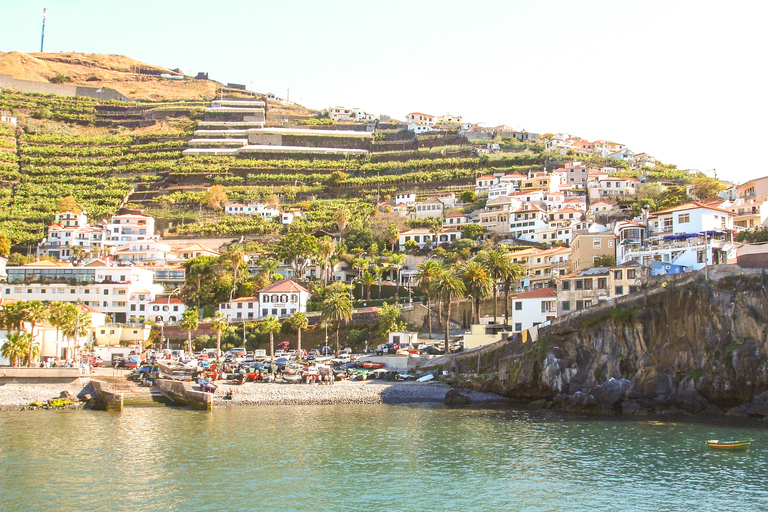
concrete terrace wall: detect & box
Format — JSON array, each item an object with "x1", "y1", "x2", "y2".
[{"x1": 0, "y1": 73, "x2": 76, "y2": 96}]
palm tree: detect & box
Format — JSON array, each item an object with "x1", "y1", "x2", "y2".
[
  {"x1": 21, "y1": 300, "x2": 47, "y2": 367},
  {"x1": 321, "y1": 292, "x2": 352, "y2": 356},
  {"x1": 415, "y1": 260, "x2": 441, "y2": 340},
  {"x1": 229, "y1": 245, "x2": 246, "y2": 301},
  {"x1": 260, "y1": 315, "x2": 282, "y2": 360},
  {"x1": 287, "y1": 312, "x2": 309, "y2": 355},
  {"x1": 430, "y1": 266, "x2": 465, "y2": 354},
  {"x1": 361, "y1": 271, "x2": 376, "y2": 301},
  {"x1": 211, "y1": 312, "x2": 228, "y2": 363},
  {"x1": 460, "y1": 260, "x2": 493, "y2": 324},
  {"x1": 373, "y1": 266, "x2": 384, "y2": 299},
  {"x1": 48, "y1": 301, "x2": 68, "y2": 356},
  {"x1": 258, "y1": 256, "x2": 280, "y2": 284},
  {"x1": 502, "y1": 262, "x2": 526, "y2": 325},
  {"x1": 389, "y1": 253, "x2": 406, "y2": 303},
  {"x1": 1, "y1": 332, "x2": 33, "y2": 367},
  {"x1": 180, "y1": 308, "x2": 199, "y2": 355},
  {"x1": 386, "y1": 224, "x2": 400, "y2": 252},
  {"x1": 476, "y1": 250, "x2": 509, "y2": 324},
  {"x1": 318, "y1": 237, "x2": 336, "y2": 283},
  {"x1": 63, "y1": 306, "x2": 91, "y2": 363}
]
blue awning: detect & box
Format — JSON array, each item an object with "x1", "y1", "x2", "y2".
[{"x1": 663, "y1": 233, "x2": 698, "y2": 240}]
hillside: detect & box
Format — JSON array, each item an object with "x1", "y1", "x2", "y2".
[{"x1": 0, "y1": 51, "x2": 217, "y2": 100}]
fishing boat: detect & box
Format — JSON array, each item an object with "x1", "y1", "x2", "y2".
[
  {"x1": 282, "y1": 373, "x2": 302, "y2": 384},
  {"x1": 198, "y1": 378, "x2": 217, "y2": 394},
  {"x1": 707, "y1": 439, "x2": 752, "y2": 451}
]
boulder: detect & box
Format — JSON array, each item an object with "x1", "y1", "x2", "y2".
[
  {"x1": 59, "y1": 391, "x2": 77, "y2": 401},
  {"x1": 621, "y1": 399, "x2": 641, "y2": 415},
  {"x1": 528, "y1": 399, "x2": 548, "y2": 409},
  {"x1": 591, "y1": 378, "x2": 632, "y2": 407},
  {"x1": 444, "y1": 387, "x2": 472, "y2": 406}
]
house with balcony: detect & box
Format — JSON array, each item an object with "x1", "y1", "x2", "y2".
[
  {"x1": 224, "y1": 201, "x2": 281, "y2": 219},
  {"x1": 526, "y1": 247, "x2": 571, "y2": 288},
  {"x1": 442, "y1": 213, "x2": 471, "y2": 228},
  {"x1": 570, "y1": 228, "x2": 616, "y2": 271},
  {"x1": 737, "y1": 176, "x2": 768, "y2": 202},
  {"x1": 218, "y1": 279, "x2": 310, "y2": 320},
  {"x1": 510, "y1": 288, "x2": 558, "y2": 333},
  {"x1": 508, "y1": 203, "x2": 549, "y2": 240},
  {"x1": 405, "y1": 112, "x2": 435, "y2": 126},
  {"x1": 1, "y1": 261, "x2": 163, "y2": 323},
  {"x1": 475, "y1": 175, "x2": 499, "y2": 196},
  {"x1": 556, "y1": 261, "x2": 642, "y2": 315},
  {"x1": 113, "y1": 239, "x2": 174, "y2": 265},
  {"x1": 147, "y1": 296, "x2": 187, "y2": 324},
  {"x1": 412, "y1": 196, "x2": 448, "y2": 219},
  {"x1": 103, "y1": 213, "x2": 155, "y2": 247},
  {"x1": 175, "y1": 243, "x2": 221, "y2": 260},
  {"x1": 398, "y1": 227, "x2": 462, "y2": 250},
  {"x1": 588, "y1": 176, "x2": 640, "y2": 199}
]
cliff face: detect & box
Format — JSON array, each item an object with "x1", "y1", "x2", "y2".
[{"x1": 472, "y1": 267, "x2": 768, "y2": 414}]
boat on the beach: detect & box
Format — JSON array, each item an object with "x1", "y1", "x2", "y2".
[
  {"x1": 707, "y1": 439, "x2": 752, "y2": 451},
  {"x1": 198, "y1": 378, "x2": 217, "y2": 393},
  {"x1": 282, "y1": 373, "x2": 302, "y2": 384}
]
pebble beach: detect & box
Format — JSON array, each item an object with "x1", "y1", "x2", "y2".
[{"x1": 0, "y1": 379, "x2": 507, "y2": 410}]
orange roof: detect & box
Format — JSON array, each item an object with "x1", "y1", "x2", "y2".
[
  {"x1": 514, "y1": 288, "x2": 557, "y2": 299},
  {"x1": 477, "y1": 175, "x2": 496, "y2": 180},
  {"x1": 407, "y1": 112, "x2": 433, "y2": 117},
  {"x1": 149, "y1": 297, "x2": 185, "y2": 305},
  {"x1": 650, "y1": 201, "x2": 733, "y2": 217},
  {"x1": 258, "y1": 279, "x2": 309, "y2": 294}
]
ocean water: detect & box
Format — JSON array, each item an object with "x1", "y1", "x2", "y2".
[{"x1": 1, "y1": 404, "x2": 766, "y2": 511}]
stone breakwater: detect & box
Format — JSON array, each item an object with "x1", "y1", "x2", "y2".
[{"x1": 213, "y1": 381, "x2": 507, "y2": 406}]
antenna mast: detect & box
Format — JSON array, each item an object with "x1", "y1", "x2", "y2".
[{"x1": 40, "y1": 8, "x2": 47, "y2": 52}]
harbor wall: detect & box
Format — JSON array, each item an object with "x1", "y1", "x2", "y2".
[
  {"x1": 155, "y1": 379, "x2": 212, "y2": 411},
  {"x1": 0, "y1": 366, "x2": 87, "y2": 384},
  {"x1": 90, "y1": 380, "x2": 124, "y2": 412}
]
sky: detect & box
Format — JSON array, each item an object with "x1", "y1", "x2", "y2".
[{"x1": 1, "y1": 0, "x2": 767, "y2": 184}]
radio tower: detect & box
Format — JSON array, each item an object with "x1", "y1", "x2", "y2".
[{"x1": 40, "y1": 8, "x2": 47, "y2": 52}]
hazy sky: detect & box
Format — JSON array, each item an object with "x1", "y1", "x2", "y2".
[{"x1": 2, "y1": 0, "x2": 766, "y2": 184}]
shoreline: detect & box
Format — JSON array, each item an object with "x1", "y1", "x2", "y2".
[{"x1": 0, "y1": 379, "x2": 508, "y2": 410}]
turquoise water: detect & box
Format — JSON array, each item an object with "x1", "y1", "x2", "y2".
[{"x1": 1, "y1": 405, "x2": 766, "y2": 511}]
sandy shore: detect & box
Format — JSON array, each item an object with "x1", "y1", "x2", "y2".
[{"x1": 0, "y1": 379, "x2": 507, "y2": 410}]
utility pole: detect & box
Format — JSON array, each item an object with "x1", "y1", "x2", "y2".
[{"x1": 40, "y1": 8, "x2": 47, "y2": 52}]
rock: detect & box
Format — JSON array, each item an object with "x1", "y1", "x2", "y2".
[
  {"x1": 528, "y1": 399, "x2": 547, "y2": 409},
  {"x1": 726, "y1": 406, "x2": 747, "y2": 418},
  {"x1": 621, "y1": 399, "x2": 641, "y2": 414},
  {"x1": 591, "y1": 378, "x2": 632, "y2": 407},
  {"x1": 80, "y1": 394, "x2": 92, "y2": 402},
  {"x1": 59, "y1": 391, "x2": 77, "y2": 401},
  {"x1": 444, "y1": 387, "x2": 472, "y2": 406}
]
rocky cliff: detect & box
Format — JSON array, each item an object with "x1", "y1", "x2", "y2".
[{"x1": 458, "y1": 266, "x2": 768, "y2": 416}]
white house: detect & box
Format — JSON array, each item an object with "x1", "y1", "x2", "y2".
[
  {"x1": 103, "y1": 213, "x2": 156, "y2": 247},
  {"x1": 224, "y1": 202, "x2": 281, "y2": 219},
  {"x1": 147, "y1": 297, "x2": 187, "y2": 325},
  {"x1": 475, "y1": 175, "x2": 499, "y2": 196},
  {"x1": 511, "y1": 288, "x2": 558, "y2": 333},
  {"x1": 442, "y1": 213, "x2": 471, "y2": 228},
  {"x1": 398, "y1": 228, "x2": 462, "y2": 250},
  {"x1": 405, "y1": 112, "x2": 435, "y2": 126},
  {"x1": 649, "y1": 201, "x2": 734, "y2": 236},
  {"x1": 218, "y1": 279, "x2": 310, "y2": 320}
]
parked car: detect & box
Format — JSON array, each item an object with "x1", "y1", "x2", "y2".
[{"x1": 92, "y1": 356, "x2": 104, "y2": 368}]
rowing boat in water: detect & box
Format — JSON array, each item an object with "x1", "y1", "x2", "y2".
[{"x1": 707, "y1": 439, "x2": 752, "y2": 451}]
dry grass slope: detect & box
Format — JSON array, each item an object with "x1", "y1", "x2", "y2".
[{"x1": 0, "y1": 51, "x2": 217, "y2": 100}]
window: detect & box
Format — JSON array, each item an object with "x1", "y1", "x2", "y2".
[
  {"x1": 615, "y1": 286, "x2": 624, "y2": 295},
  {"x1": 593, "y1": 239, "x2": 602, "y2": 249},
  {"x1": 597, "y1": 278, "x2": 607, "y2": 289},
  {"x1": 614, "y1": 270, "x2": 623, "y2": 280},
  {"x1": 576, "y1": 300, "x2": 584, "y2": 310},
  {"x1": 514, "y1": 323, "x2": 522, "y2": 332},
  {"x1": 627, "y1": 269, "x2": 636, "y2": 279},
  {"x1": 263, "y1": 295, "x2": 269, "y2": 303},
  {"x1": 262, "y1": 309, "x2": 268, "y2": 316},
  {"x1": 629, "y1": 285, "x2": 639, "y2": 293},
  {"x1": 515, "y1": 302, "x2": 522, "y2": 311},
  {"x1": 678, "y1": 213, "x2": 690, "y2": 223},
  {"x1": 561, "y1": 281, "x2": 570, "y2": 291},
  {"x1": 575, "y1": 280, "x2": 583, "y2": 290},
  {"x1": 561, "y1": 301, "x2": 570, "y2": 311},
  {"x1": 583, "y1": 279, "x2": 593, "y2": 290}
]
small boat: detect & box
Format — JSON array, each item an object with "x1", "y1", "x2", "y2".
[
  {"x1": 198, "y1": 378, "x2": 217, "y2": 393},
  {"x1": 283, "y1": 373, "x2": 302, "y2": 384},
  {"x1": 707, "y1": 439, "x2": 752, "y2": 451}
]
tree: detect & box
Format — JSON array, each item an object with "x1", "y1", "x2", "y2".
[
  {"x1": 211, "y1": 312, "x2": 228, "y2": 363},
  {"x1": 227, "y1": 245, "x2": 246, "y2": 301},
  {"x1": 389, "y1": 253, "x2": 406, "y2": 303},
  {"x1": 372, "y1": 266, "x2": 384, "y2": 299},
  {"x1": 321, "y1": 292, "x2": 352, "y2": 356},
  {"x1": 0, "y1": 332, "x2": 30, "y2": 367},
  {"x1": 377, "y1": 302, "x2": 406, "y2": 337},
  {"x1": 62, "y1": 306, "x2": 91, "y2": 363},
  {"x1": 344, "y1": 219, "x2": 374, "y2": 251},
  {"x1": 202, "y1": 185, "x2": 227, "y2": 210},
  {"x1": 691, "y1": 177, "x2": 726, "y2": 200},
  {"x1": 361, "y1": 271, "x2": 376, "y2": 301},
  {"x1": 274, "y1": 232, "x2": 319, "y2": 280},
  {"x1": 317, "y1": 237, "x2": 336, "y2": 283},
  {"x1": 260, "y1": 315, "x2": 282, "y2": 359},
  {"x1": 459, "y1": 261, "x2": 493, "y2": 324},
  {"x1": 430, "y1": 266, "x2": 465, "y2": 353},
  {"x1": 657, "y1": 186, "x2": 689, "y2": 211},
  {"x1": 334, "y1": 206, "x2": 351, "y2": 233},
  {"x1": 460, "y1": 190, "x2": 476, "y2": 203},
  {"x1": 476, "y1": 250, "x2": 509, "y2": 324},
  {"x1": 287, "y1": 312, "x2": 308, "y2": 355},
  {"x1": 21, "y1": 300, "x2": 46, "y2": 367},
  {"x1": 461, "y1": 224, "x2": 486, "y2": 241},
  {"x1": 0, "y1": 230, "x2": 10, "y2": 256},
  {"x1": 385, "y1": 224, "x2": 400, "y2": 252},
  {"x1": 593, "y1": 255, "x2": 616, "y2": 267},
  {"x1": 415, "y1": 260, "x2": 441, "y2": 340},
  {"x1": 57, "y1": 195, "x2": 80, "y2": 213},
  {"x1": 180, "y1": 308, "x2": 199, "y2": 354}
]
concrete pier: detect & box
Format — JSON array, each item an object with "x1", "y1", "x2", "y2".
[
  {"x1": 155, "y1": 379, "x2": 213, "y2": 411},
  {"x1": 90, "y1": 380, "x2": 124, "y2": 412}
]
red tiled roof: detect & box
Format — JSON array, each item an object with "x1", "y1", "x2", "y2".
[
  {"x1": 258, "y1": 279, "x2": 309, "y2": 294},
  {"x1": 515, "y1": 288, "x2": 557, "y2": 299},
  {"x1": 149, "y1": 297, "x2": 185, "y2": 305}
]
